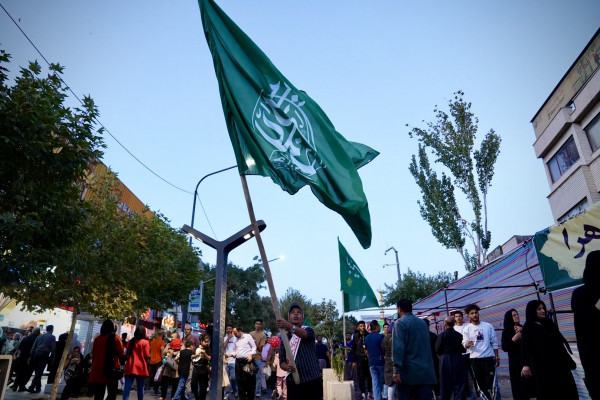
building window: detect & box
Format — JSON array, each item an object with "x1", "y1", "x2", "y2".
[
  {"x1": 558, "y1": 197, "x2": 589, "y2": 223},
  {"x1": 547, "y1": 136, "x2": 580, "y2": 182},
  {"x1": 585, "y1": 113, "x2": 600, "y2": 152}
]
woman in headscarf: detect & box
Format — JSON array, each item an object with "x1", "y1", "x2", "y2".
[
  {"x1": 60, "y1": 346, "x2": 85, "y2": 400},
  {"x1": 122, "y1": 326, "x2": 150, "y2": 400},
  {"x1": 501, "y1": 309, "x2": 532, "y2": 400},
  {"x1": 88, "y1": 319, "x2": 125, "y2": 400},
  {"x1": 572, "y1": 249, "x2": 600, "y2": 399},
  {"x1": 521, "y1": 300, "x2": 578, "y2": 399}
]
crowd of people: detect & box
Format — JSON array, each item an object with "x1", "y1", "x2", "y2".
[{"x1": 2, "y1": 252, "x2": 598, "y2": 400}]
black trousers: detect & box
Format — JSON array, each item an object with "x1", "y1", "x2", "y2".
[
  {"x1": 235, "y1": 359, "x2": 256, "y2": 400},
  {"x1": 356, "y1": 357, "x2": 372, "y2": 394},
  {"x1": 287, "y1": 377, "x2": 323, "y2": 400},
  {"x1": 160, "y1": 376, "x2": 178, "y2": 399},
  {"x1": 93, "y1": 382, "x2": 118, "y2": 400},
  {"x1": 60, "y1": 377, "x2": 82, "y2": 400},
  {"x1": 439, "y1": 354, "x2": 467, "y2": 400},
  {"x1": 470, "y1": 357, "x2": 495, "y2": 399},
  {"x1": 14, "y1": 357, "x2": 34, "y2": 389},
  {"x1": 147, "y1": 362, "x2": 161, "y2": 392},
  {"x1": 190, "y1": 369, "x2": 209, "y2": 400}
]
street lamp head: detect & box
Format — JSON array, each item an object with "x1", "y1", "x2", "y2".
[
  {"x1": 183, "y1": 225, "x2": 206, "y2": 243},
  {"x1": 385, "y1": 246, "x2": 396, "y2": 255}
]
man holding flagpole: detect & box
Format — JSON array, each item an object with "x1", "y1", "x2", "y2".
[{"x1": 276, "y1": 302, "x2": 322, "y2": 400}]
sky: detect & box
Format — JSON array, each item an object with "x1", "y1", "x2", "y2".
[{"x1": 1, "y1": 1, "x2": 599, "y2": 318}]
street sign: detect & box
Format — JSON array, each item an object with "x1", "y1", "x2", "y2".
[{"x1": 188, "y1": 281, "x2": 204, "y2": 313}]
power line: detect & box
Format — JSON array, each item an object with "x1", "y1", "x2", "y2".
[{"x1": 0, "y1": 2, "x2": 193, "y2": 196}]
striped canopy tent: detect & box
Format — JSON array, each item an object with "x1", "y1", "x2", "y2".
[
  {"x1": 411, "y1": 240, "x2": 586, "y2": 396},
  {"x1": 413, "y1": 241, "x2": 542, "y2": 328}
]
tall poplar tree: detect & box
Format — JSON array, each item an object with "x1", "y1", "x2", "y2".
[{"x1": 408, "y1": 91, "x2": 501, "y2": 271}]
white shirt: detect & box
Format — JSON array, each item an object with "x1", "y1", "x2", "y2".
[
  {"x1": 453, "y1": 324, "x2": 466, "y2": 335},
  {"x1": 223, "y1": 335, "x2": 237, "y2": 365},
  {"x1": 461, "y1": 321, "x2": 498, "y2": 358},
  {"x1": 455, "y1": 323, "x2": 469, "y2": 355},
  {"x1": 233, "y1": 333, "x2": 256, "y2": 360}
]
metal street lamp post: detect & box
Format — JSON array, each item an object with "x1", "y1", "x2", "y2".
[
  {"x1": 384, "y1": 246, "x2": 401, "y2": 284},
  {"x1": 180, "y1": 166, "x2": 236, "y2": 343},
  {"x1": 182, "y1": 221, "x2": 266, "y2": 399}
]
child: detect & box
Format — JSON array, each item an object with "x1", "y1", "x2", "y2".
[
  {"x1": 173, "y1": 341, "x2": 193, "y2": 400},
  {"x1": 191, "y1": 334, "x2": 211, "y2": 400}
]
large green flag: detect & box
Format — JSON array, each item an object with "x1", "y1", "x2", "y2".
[
  {"x1": 339, "y1": 239, "x2": 379, "y2": 312},
  {"x1": 200, "y1": 0, "x2": 379, "y2": 248}
]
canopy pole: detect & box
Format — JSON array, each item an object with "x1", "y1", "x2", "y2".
[
  {"x1": 443, "y1": 288, "x2": 450, "y2": 316},
  {"x1": 548, "y1": 291, "x2": 558, "y2": 325},
  {"x1": 239, "y1": 175, "x2": 300, "y2": 384}
]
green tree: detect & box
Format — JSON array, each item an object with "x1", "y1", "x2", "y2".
[
  {"x1": 195, "y1": 259, "x2": 275, "y2": 331},
  {"x1": 383, "y1": 268, "x2": 453, "y2": 306},
  {"x1": 279, "y1": 287, "x2": 314, "y2": 325},
  {"x1": 408, "y1": 91, "x2": 501, "y2": 271},
  {"x1": 3, "y1": 172, "x2": 202, "y2": 400},
  {"x1": 0, "y1": 50, "x2": 105, "y2": 285},
  {"x1": 313, "y1": 298, "x2": 339, "y2": 364},
  {"x1": 128, "y1": 210, "x2": 203, "y2": 314}
]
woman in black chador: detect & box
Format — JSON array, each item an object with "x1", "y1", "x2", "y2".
[
  {"x1": 521, "y1": 300, "x2": 578, "y2": 400},
  {"x1": 501, "y1": 309, "x2": 533, "y2": 400}
]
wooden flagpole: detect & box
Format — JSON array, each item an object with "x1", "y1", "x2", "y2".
[
  {"x1": 342, "y1": 290, "x2": 346, "y2": 348},
  {"x1": 240, "y1": 175, "x2": 300, "y2": 384}
]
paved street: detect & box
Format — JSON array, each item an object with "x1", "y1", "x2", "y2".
[
  {"x1": 4, "y1": 375, "x2": 515, "y2": 400},
  {"x1": 3, "y1": 375, "x2": 276, "y2": 400}
]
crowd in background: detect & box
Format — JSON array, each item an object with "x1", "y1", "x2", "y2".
[{"x1": 1, "y1": 251, "x2": 598, "y2": 400}]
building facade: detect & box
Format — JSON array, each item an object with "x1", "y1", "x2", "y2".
[{"x1": 532, "y1": 29, "x2": 600, "y2": 222}]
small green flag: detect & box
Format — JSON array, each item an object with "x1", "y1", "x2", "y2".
[
  {"x1": 200, "y1": 0, "x2": 379, "y2": 248},
  {"x1": 339, "y1": 238, "x2": 379, "y2": 312}
]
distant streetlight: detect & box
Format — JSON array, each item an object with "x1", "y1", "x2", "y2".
[
  {"x1": 183, "y1": 221, "x2": 266, "y2": 399},
  {"x1": 384, "y1": 246, "x2": 401, "y2": 284},
  {"x1": 265, "y1": 255, "x2": 285, "y2": 263}
]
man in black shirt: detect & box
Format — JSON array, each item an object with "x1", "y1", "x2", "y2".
[
  {"x1": 435, "y1": 317, "x2": 467, "y2": 400},
  {"x1": 352, "y1": 321, "x2": 372, "y2": 399}
]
